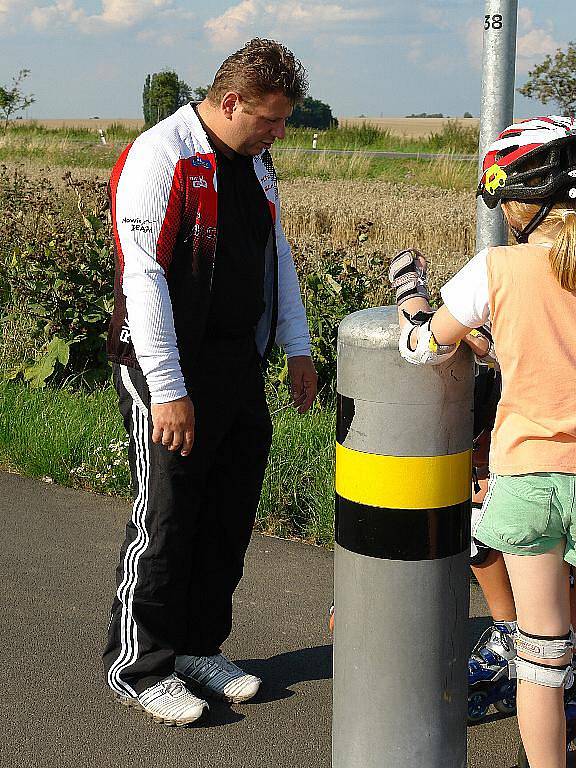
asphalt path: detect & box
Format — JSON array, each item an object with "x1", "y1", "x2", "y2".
[{"x1": 1, "y1": 471, "x2": 523, "y2": 768}]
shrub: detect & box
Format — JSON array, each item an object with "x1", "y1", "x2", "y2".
[{"x1": 0, "y1": 166, "x2": 113, "y2": 386}]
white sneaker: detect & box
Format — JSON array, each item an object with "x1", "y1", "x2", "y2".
[
  {"x1": 175, "y1": 653, "x2": 261, "y2": 703},
  {"x1": 116, "y1": 673, "x2": 208, "y2": 726}
]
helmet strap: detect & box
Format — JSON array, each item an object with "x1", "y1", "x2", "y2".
[{"x1": 511, "y1": 200, "x2": 555, "y2": 243}]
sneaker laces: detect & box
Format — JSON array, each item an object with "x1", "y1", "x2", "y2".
[
  {"x1": 183, "y1": 653, "x2": 243, "y2": 683},
  {"x1": 161, "y1": 678, "x2": 187, "y2": 697}
]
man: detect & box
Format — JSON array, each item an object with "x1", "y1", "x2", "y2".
[{"x1": 104, "y1": 38, "x2": 317, "y2": 726}]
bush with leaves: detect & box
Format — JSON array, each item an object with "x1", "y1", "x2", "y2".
[
  {"x1": 267, "y1": 221, "x2": 387, "y2": 398},
  {"x1": 1, "y1": 166, "x2": 113, "y2": 386}
]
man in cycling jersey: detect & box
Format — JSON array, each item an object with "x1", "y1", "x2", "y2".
[{"x1": 103, "y1": 38, "x2": 317, "y2": 725}]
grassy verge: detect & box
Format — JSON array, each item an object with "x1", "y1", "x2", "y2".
[
  {"x1": 284, "y1": 121, "x2": 479, "y2": 154},
  {"x1": 0, "y1": 122, "x2": 478, "y2": 187},
  {"x1": 274, "y1": 151, "x2": 476, "y2": 188},
  {"x1": 0, "y1": 379, "x2": 336, "y2": 547}
]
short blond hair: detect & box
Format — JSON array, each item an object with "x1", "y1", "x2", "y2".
[
  {"x1": 207, "y1": 38, "x2": 308, "y2": 107},
  {"x1": 503, "y1": 200, "x2": 576, "y2": 291}
]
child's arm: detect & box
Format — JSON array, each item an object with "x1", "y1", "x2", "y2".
[{"x1": 389, "y1": 249, "x2": 480, "y2": 364}]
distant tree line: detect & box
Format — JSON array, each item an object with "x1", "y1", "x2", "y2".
[
  {"x1": 142, "y1": 72, "x2": 336, "y2": 130},
  {"x1": 286, "y1": 97, "x2": 337, "y2": 129}
]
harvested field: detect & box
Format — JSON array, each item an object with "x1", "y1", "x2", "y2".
[
  {"x1": 0, "y1": 161, "x2": 476, "y2": 300},
  {"x1": 280, "y1": 177, "x2": 475, "y2": 302},
  {"x1": 338, "y1": 116, "x2": 480, "y2": 138}
]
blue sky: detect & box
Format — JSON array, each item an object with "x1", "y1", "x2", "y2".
[{"x1": 0, "y1": 1, "x2": 573, "y2": 119}]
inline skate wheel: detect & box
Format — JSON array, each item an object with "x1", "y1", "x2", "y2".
[
  {"x1": 494, "y1": 692, "x2": 516, "y2": 715},
  {"x1": 468, "y1": 690, "x2": 490, "y2": 723}
]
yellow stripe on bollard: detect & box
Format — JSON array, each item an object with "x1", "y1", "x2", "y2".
[{"x1": 335, "y1": 443, "x2": 471, "y2": 509}]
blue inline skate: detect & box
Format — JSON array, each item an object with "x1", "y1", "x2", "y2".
[{"x1": 468, "y1": 621, "x2": 517, "y2": 723}]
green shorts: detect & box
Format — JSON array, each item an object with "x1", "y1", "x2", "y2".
[{"x1": 474, "y1": 473, "x2": 576, "y2": 565}]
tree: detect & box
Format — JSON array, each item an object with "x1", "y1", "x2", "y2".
[
  {"x1": 177, "y1": 79, "x2": 193, "y2": 107},
  {"x1": 192, "y1": 85, "x2": 210, "y2": 102},
  {"x1": 142, "y1": 74, "x2": 151, "y2": 126},
  {"x1": 287, "y1": 97, "x2": 337, "y2": 130},
  {"x1": 142, "y1": 70, "x2": 193, "y2": 127},
  {"x1": 518, "y1": 42, "x2": 576, "y2": 116},
  {"x1": 0, "y1": 69, "x2": 35, "y2": 131}
]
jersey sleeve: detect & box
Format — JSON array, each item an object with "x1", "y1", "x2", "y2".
[
  {"x1": 114, "y1": 138, "x2": 187, "y2": 403},
  {"x1": 440, "y1": 248, "x2": 490, "y2": 328},
  {"x1": 275, "y1": 216, "x2": 311, "y2": 358}
]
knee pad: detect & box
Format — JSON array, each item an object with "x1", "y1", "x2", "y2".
[
  {"x1": 515, "y1": 627, "x2": 574, "y2": 659},
  {"x1": 511, "y1": 658, "x2": 574, "y2": 689},
  {"x1": 510, "y1": 626, "x2": 575, "y2": 688}
]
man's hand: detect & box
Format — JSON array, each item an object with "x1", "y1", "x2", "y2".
[
  {"x1": 151, "y1": 396, "x2": 195, "y2": 456},
  {"x1": 287, "y1": 355, "x2": 318, "y2": 414}
]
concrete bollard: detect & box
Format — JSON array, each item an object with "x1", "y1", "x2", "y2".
[{"x1": 333, "y1": 306, "x2": 474, "y2": 768}]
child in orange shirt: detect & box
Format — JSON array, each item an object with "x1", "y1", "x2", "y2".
[{"x1": 389, "y1": 116, "x2": 576, "y2": 768}]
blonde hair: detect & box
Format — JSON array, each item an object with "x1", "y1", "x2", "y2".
[{"x1": 502, "y1": 200, "x2": 576, "y2": 291}]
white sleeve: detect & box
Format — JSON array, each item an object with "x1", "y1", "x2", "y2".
[
  {"x1": 440, "y1": 248, "x2": 490, "y2": 328},
  {"x1": 115, "y1": 139, "x2": 187, "y2": 404},
  {"x1": 275, "y1": 218, "x2": 311, "y2": 358}
]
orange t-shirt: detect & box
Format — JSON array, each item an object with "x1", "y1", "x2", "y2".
[
  {"x1": 488, "y1": 243, "x2": 576, "y2": 474},
  {"x1": 441, "y1": 240, "x2": 576, "y2": 475}
]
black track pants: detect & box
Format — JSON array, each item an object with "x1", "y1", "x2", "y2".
[{"x1": 103, "y1": 341, "x2": 272, "y2": 696}]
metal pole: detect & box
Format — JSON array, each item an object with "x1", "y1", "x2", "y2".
[
  {"x1": 333, "y1": 307, "x2": 474, "y2": 768},
  {"x1": 476, "y1": 0, "x2": 519, "y2": 251}
]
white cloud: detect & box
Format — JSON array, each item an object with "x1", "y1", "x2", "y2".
[
  {"x1": 29, "y1": 0, "x2": 85, "y2": 31},
  {"x1": 204, "y1": 0, "x2": 260, "y2": 49},
  {"x1": 518, "y1": 7, "x2": 534, "y2": 34},
  {"x1": 271, "y1": 1, "x2": 380, "y2": 25},
  {"x1": 24, "y1": 0, "x2": 192, "y2": 34},
  {"x1": 406, "y1": 35, "x2": 424, "y2": 64},
  {"x1": 516, "y1": 14, "x2": 563, "y2": 74},
  {"x1": 90, "y1": 0, "x2": 172, "y2": 27},
  {"x1": 204, "y1": 0, "x2": 382, "y2": 49},
  {"x1": 0, "y1": 0, "x2": 32, "y2": 33},
  {"x1": 464, "y1": 16, "x2": 482, "y2": 68}
]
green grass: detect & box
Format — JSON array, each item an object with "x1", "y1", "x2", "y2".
[
  {"x1": 273, "y1": 151, "x2": 476, "y2": 188},
  {"x1": 4, "y1": 120, "x2": 141, "y2": 142},
  {"x1": 0, "y1": 122, "x2": 478, "y2": 185},
  {"x1": 0, "y1": 379, "x2": 336, "y2": 546},
  {"x1": 283, "y1": 121, "x2": 479, "y2": 154}
]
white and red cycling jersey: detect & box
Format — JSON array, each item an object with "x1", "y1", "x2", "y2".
[{"x1": 107, "y1": 103, "x2": 310, "y2": 403}]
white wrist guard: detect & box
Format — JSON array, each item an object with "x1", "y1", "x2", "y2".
[
  {"x1": 399, "y1": 318, "x2": 459, "y2": 366},
  {"x1": 389, "y1": 249, "x2": 429, "y2": 306},
  {"x1": 469, "y1": 326, "x2": 498, "y2": 367}
]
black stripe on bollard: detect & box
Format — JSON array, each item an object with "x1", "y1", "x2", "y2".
[
  {"x1": 336, "y1": 394, "x2": 355, "y2": 443},
  {"x1": 335, "y1": 494, "x2": 471, "y2": 560}
]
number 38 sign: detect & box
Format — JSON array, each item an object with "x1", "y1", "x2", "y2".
[{"x1": 485, "y1": 13, "x2": 503, "y2": 29}]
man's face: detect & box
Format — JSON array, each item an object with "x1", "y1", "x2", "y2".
[{"x1": 229, "y1": 91, "x2": 293, "y2": 156}]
